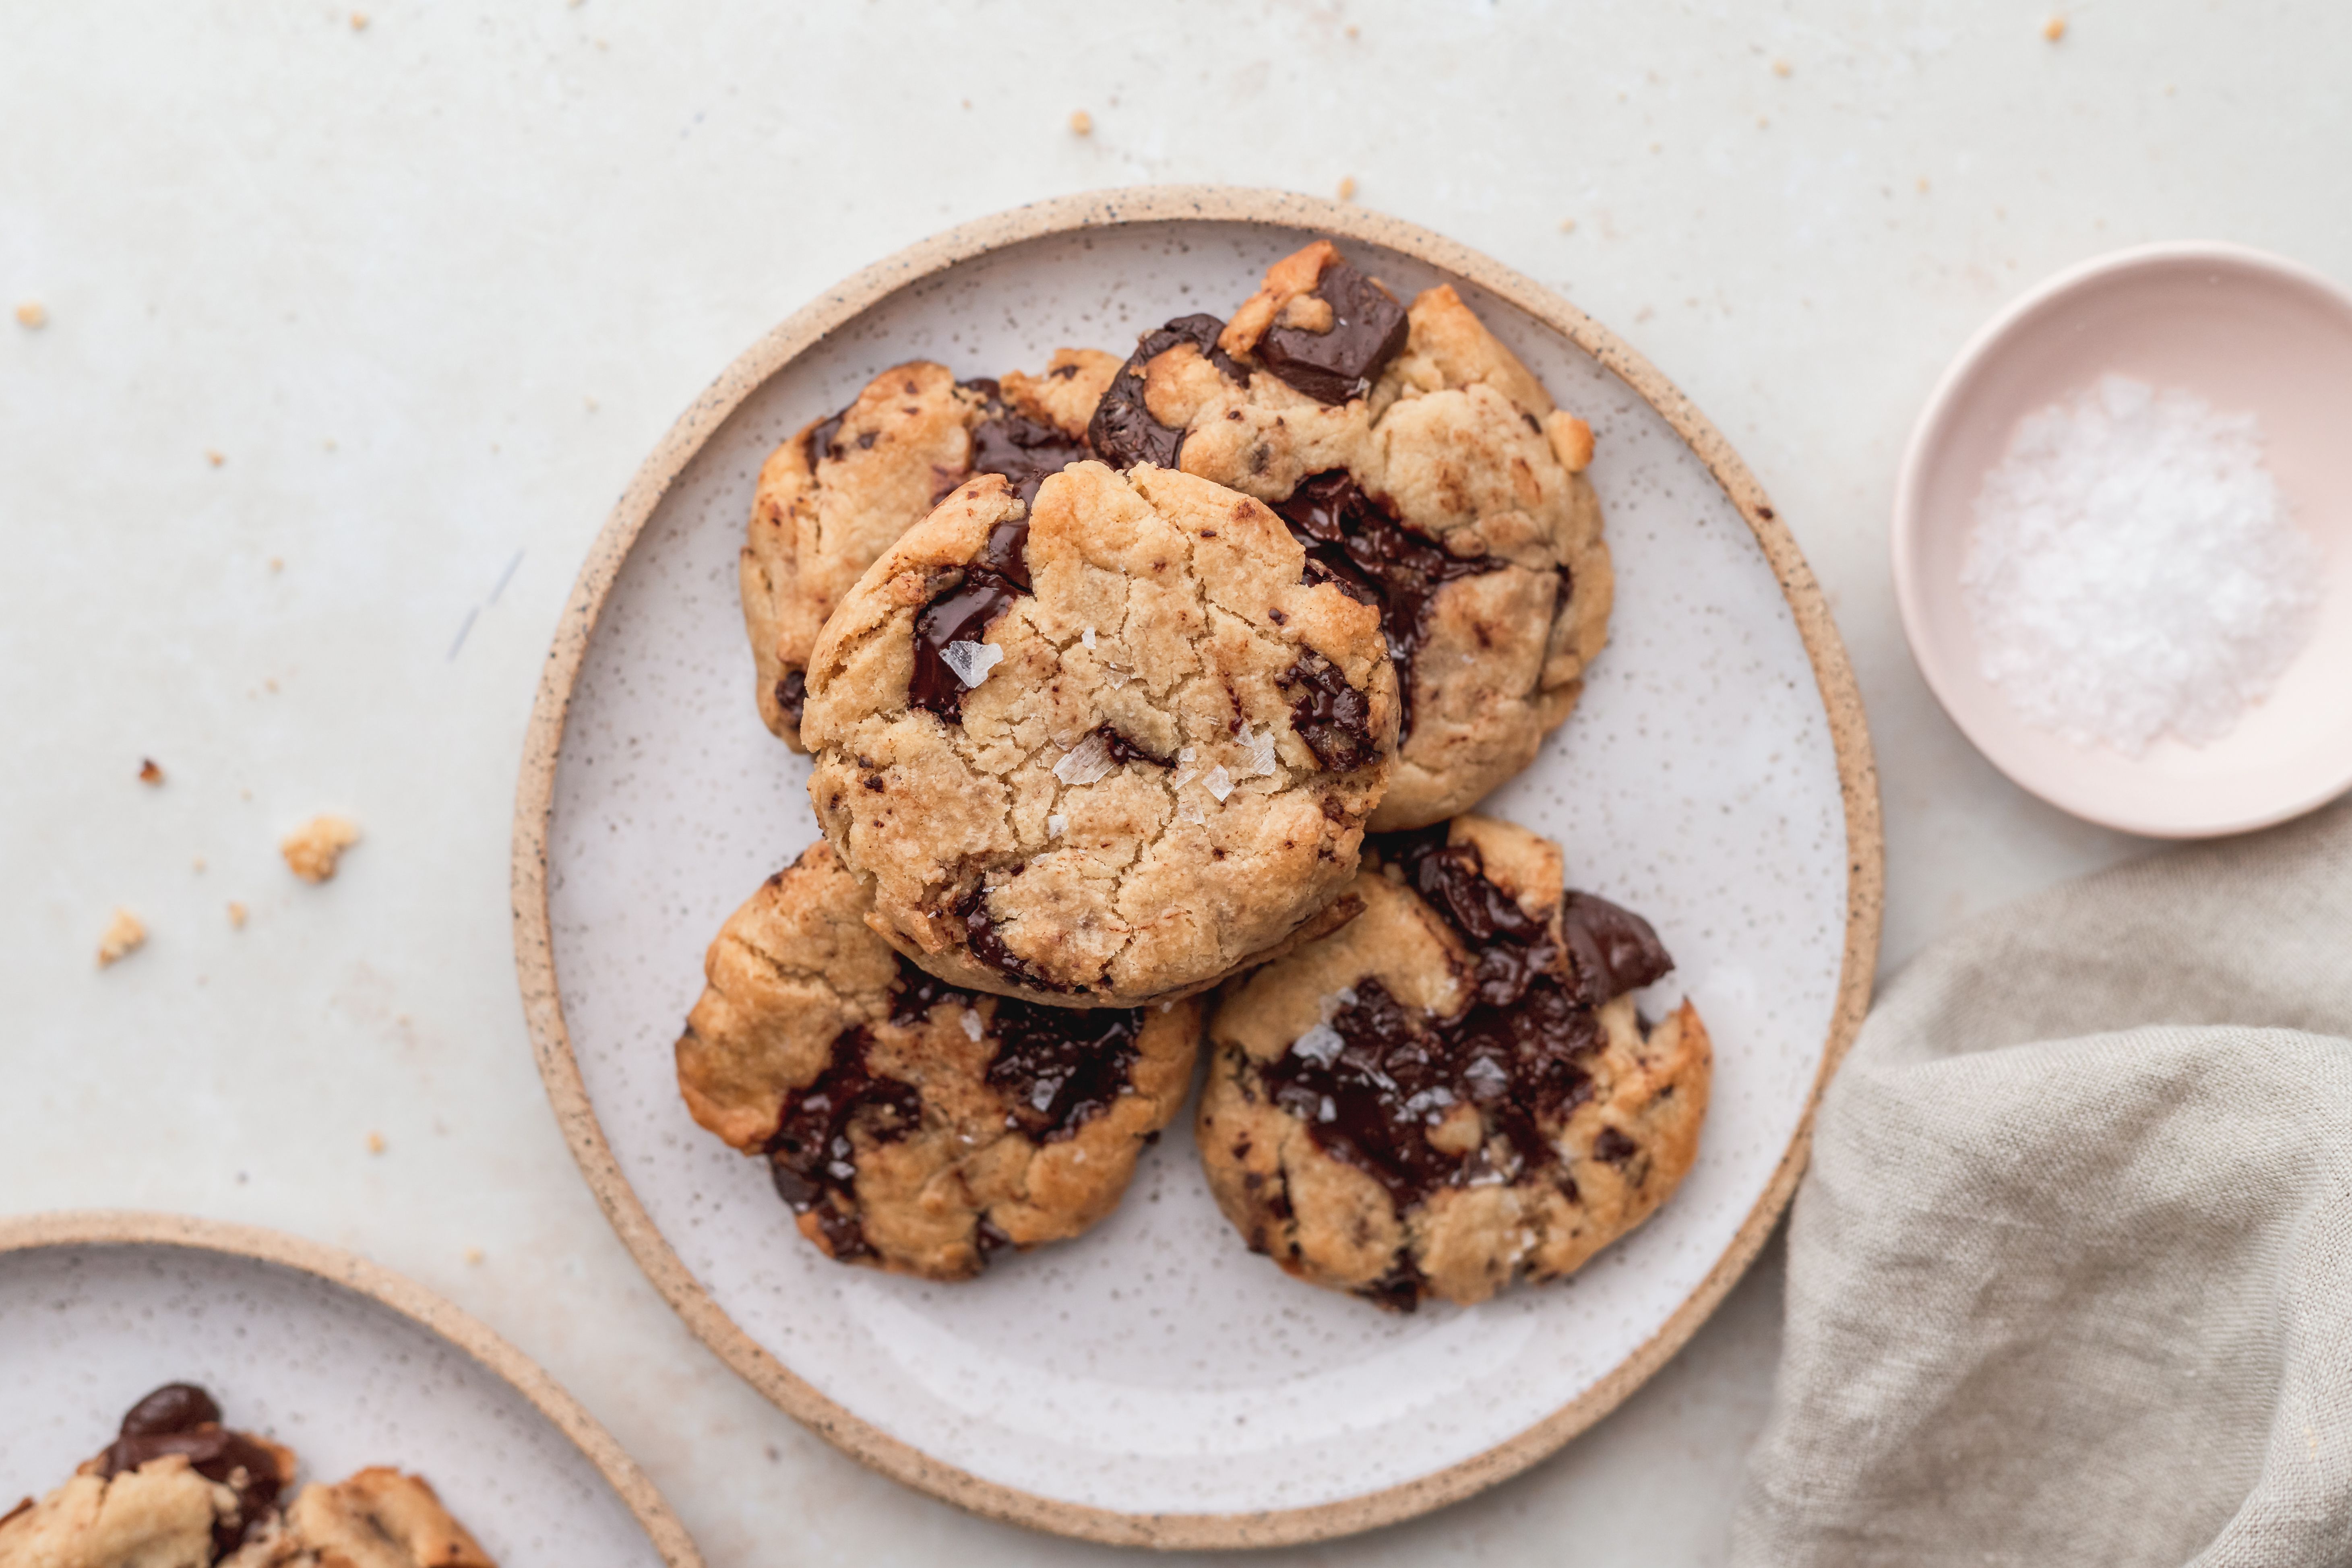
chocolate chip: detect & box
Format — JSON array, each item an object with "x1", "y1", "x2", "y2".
[
  {"x1": 1593, "y1": 1126, "x2": 1639, "y2": 1163},
  {"x1": 765, "y1": 1027, "x2": 923, "y2": 1263},
  {"x1": 775, "y1": 669, "x2": 807, "y2": 727},
  {"x1": 103, "y1": 1385, "x2": 283, "y2": 1556},
  {"x1": 1356, "y1": 1255, "x2": 1427, "y2": 1313},
  {"x1": 967, "y1": 397, "x2": 1091, "y2": 506},
  {"x1": 908, "y1": 517, "x2": 1032, "y2": 725},
  {"x1": 1258, "y1": 258, "x2": 1409, "y2": 405},
  {"x1": 1272, "y1": 471, "x2": 1518, "y2": 740},
  {"x1": 955, "y1": 883, "x2": 1066, "y2": 992},
  {"x1": 1086, "y1": 314, "x2": 1248, "y2": 471},
  {"x1": 1559, "y1": 891, "x2": 1674, "y2": 1006},
  {"x1": 985, "y1": 999, "x2": 1144, "y2": 1140},
  {"x1": 1277, "y1": 649, "x2": 1381, "y2": 773},
  {"x1": 118, "y1": 1384, "x2": 220, "y2": 1437},
  {"x1": 804, "y1": 408, "x2": 847, "y2": 467}
]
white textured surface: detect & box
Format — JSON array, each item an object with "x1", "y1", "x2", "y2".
[
  {"x1": 546, "y1": 223, "x2": 1844, "y2": 1514},
  {"x1": 6, "y1": 3, "x2": 2348, "y2": 1563},
  {"x1": 0, "y1": 1246, "x2": 655, "y2": 1566}
]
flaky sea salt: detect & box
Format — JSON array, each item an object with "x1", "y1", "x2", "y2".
[
  {"x1": 1047, "y1": 813, "x2": 1067, "y2": 837},
  {"x1": 1170, "y1": 745, "x2": 1199, "y2": 788},
  {"x1": 1052, "y1": 731, "x2": 1115, "y2": 786},
  {"x1": 1290, "y1": 1023, "x2": 1345, "y2": 1066},
  {"x1": 1081, "y1": 626, "x2": 1097, "y2": 650},
  {"x1": 960, "y1": 1009, "x2": 984, "y2": 1041},
  {"x1": 1235, "y1": 722, "x2": 1279, "y2": 779},
  {"x1": 1204, "y1": 763, "x2": 1234, "y2": 802},
  {"x1": 1961, "y1": 375, "x2": 2321, "y2": 755},
  {"x1": 940, "y1": 638, "x2": 1003, "y2": 689}
]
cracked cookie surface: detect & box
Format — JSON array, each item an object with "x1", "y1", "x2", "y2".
[
  {"x1": 1196, "y1": 814, "x2": 1709, "y2": 1310},
  {"x1": 1089, "y1": 240, "x2": 1611, "y2": 829},
  {"x1": 676, "y1": 841, "x2": 1201, "y2": 1279},
  {"x1": 741, "y1": 350, "x2": 1120, "y2": 748},
  {"x1": 0, "y1": 1383, "x2": 491, "y2": 1568},
  {"x1": 800, "y1": 459, "x2": 1401, "y2": 1008}
]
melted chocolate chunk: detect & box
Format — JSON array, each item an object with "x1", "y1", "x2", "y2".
[
  {"x1": 765, "y1": 1029, "x2": 923, "y2": 1262},
  {"x1": 986, "y1": 999, "x2": 1144, "y2": 1140},
  {"x1": 1357, "y1": 1256, "x2": 1428, "y2": 1314},
  {"x1": 803, "y1": 408, "x2": 848, "y2": 467},
  {"x1": 1271, "y1": 471, "x2": 1516, "y2": 739},
  {"x1": 1260, "y1": 836, "x2": 1674, "y2": 1217},
  {"x1": 1277, "y1": 650, "x2": 1381, "y2": 773},
  {"x1": 955, "y1": 883, "x2": 1068, "y2": 993},
  {"x1": 1086, "y1": 313, "x2": 1249, "y2": 471},
  {"x1": 101, "y1": 1384, "x2": 283, "y2": 1555},
  {"x1": 1258, "y1": 258, "x2": 1409, "y2": 405},
  {"x1": 959, "y1": 380, "x2": 1092, "y2": 506},
  {"x1": 908, "y1": 516, "x2": 1033, "y2": 724},
  {"x1": 774, "y1": 669, "x2": 808, "y2": 727},
  {"x1": 1559, "y1": 891, "x2": 1674, "y2": 1007},
  {"x1": 1593, "y1": 1126, "x2": 1639, "y2": 1164},
  {"x1": 887, "y1": 953, "x2": 977, "y2": 1028}
]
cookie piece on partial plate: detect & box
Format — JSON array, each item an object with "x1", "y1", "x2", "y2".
[
  {"x1": 675, "y1": 841, "x2": 1202, "y2": 1280},
  {"x1": 741, "y1": 351, "x2": 1120, "y2": 748},
  {"x1": 1196, "y1": 814, "x2": 1709, "y2": 1310},
  {"x1": 0, "y1": 1382, "x2": 492, "y2": 1568},
  {"x1": 1089, "y1": 240, "x2": 1611, "y2": 830},
  {"x1": 799, "y1": 459, "x2": 1399, "y2": 1009}
]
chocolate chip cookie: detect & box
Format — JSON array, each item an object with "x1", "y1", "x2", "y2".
[
  {"x1": 1196, "y1": 814, "x2": 1709, "y2": 1310},
  {"x1": 0, "y1": 1383, "x2": 491, "y2": 1568},
  {"x1": 675, "y1": 841, "x2": 1203, "y2": 1279},
  {"x1": 799, "y1": 458, "x2": 1400, "y2": 1008},
  {"x1": 742, "y1": 350, "x2": 1120, "y2": 748},
  {"x1": 1088, "y1": 241, "x2": 1611, "y2": 829}
]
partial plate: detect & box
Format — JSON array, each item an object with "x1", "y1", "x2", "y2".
[
  {"x1": 512, "y1": 187, "x2": 1881, "y2": 1548},
  {"x1": 1894, "y1": 241, "x2": 2352, "y2": 838},
  {"x1": 0, "y1": 1211, "x2": 699, "y2": 1568}
]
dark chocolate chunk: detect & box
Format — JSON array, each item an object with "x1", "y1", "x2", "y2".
[
  {"x1": 1260, "y1": 835, "x2": 1669, "y2": 1219},
  {"x1": 955, "y1": 883, "x2": 1068, "y2": 993},
  {"x1": 1559, "y1": 891, "x2": 1674, "y2": 1006},
  {"x1": 1277, "y1": 649, "x2": 1381, "y2": 773},
  {"x1": 1258, "y1": 258, "x2": 1409, "y2": 405},
  {"x1": 765, "y1": 1028, "x2": 923, "y2": 1262},
  {"x1": 1357, "y1": 1256, "x2": 1428, "y2": 1313},
  {"x1": 102, "y1": 1384, "x2": 283, "y2": 1555},
  {"x1": 1095, "y1": 725, "x2": 1174, "y2": 769},
  {"x1": 963, "y1": 381, "x2": 1091, "y2": 506},
  {"x1": 803, "y1": 407, "x2": 848, "y2": 467},
  {"x1": 1271, "y1": 471, "x2": 1517, "y2": 739},
  {"x1": 985, "y1": 999, "x2": 1144, "y2": 1140},
  {"x1": 1087, "y1": 314, "x2": 1248, "y2": 471},
  {"x1": 774, "y1": 669, "x2": 808, "y2": 727},
  {"x1": 907, "y1": 516, "x2": 1033, "y2": 724},
  {"x1": 1593, "y1": 1126, "x2": 1639, "y2": 1164},
  {"x1": 887, "y1": 953, "x2": 977, "y2": 1028},
  {"x1": 118, "y1": 1383, "x2": 221, "y2": 1437}
]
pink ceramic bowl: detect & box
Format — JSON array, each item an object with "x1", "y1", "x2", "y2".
[{"x1": 1894, "y1": 242, "x2": 2352, "y2": 839}]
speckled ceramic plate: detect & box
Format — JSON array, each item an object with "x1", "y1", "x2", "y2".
[
  {"x1": 0, "y1": 1212, "x2": 699, "y2": 1567},
  {"x1": 512, "y1": 188, "x2": 1881, "y2": 1548}
]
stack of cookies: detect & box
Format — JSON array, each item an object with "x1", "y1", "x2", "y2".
[{"x1": 676, "y1": 240, "x2": 1711, "y2": 1311}]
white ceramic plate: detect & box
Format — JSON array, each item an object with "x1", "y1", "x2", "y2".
[
  {"x1": 515, "y1": 190, "x2": 1879, "y2": 1547},
  {"x1": 1894, "y1": 241, "x2": 2352, "y2": 838},
  {"x1": 0, "y1": 1213, "x2": 697, "y2": 1567}
]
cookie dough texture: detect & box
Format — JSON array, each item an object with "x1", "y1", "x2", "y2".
[
  {"x1": 1132, "y1": 242, "x2": 1612, "y2": 829},
  {"x1": 1197, "y1": 815, "x2": 1709, "y2": 1309},
  {"x1": 0, "y1": 1459, "x2": 251, "y2": 1568},
  {"x1": 676, "y1": 841, "x2": 1201, "y2": 1281},
  {"x1": 237, "y1": 1471, "x2": 492, "y2": 1568},
  {"x1": 742, "y1": 351, "x2": 1119, "y2": 748},
  {"x1": 801, "y1": 460, "x2": 1401, "y2": 1008}
]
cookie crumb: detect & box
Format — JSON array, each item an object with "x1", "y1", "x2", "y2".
[
  {"x1": 2043, "y1": 14, "x2": 2066, "y2": 40},
  {"x1": 1336, "y1": 176, "x2": 1357, "y2": 202},
  {"x1": 1918, "y1": 176, "x2": 1931, "y2": 193},
  {"x1": 192, "y1": 856, "x2": 207, "y2": 872},
  {"x1": 350, "y1": 10, "x2": 368, "y2": 29},
  {"x1": 138, "y1": 758, "x2": 164, "y2": 785},
  {"x1": 14, "y1": 301, "x2": 47, "y2": 329},
  {"x1": 1771, "y1": 57, "x2": 1792, "y2": 76},
  {"x1": 281, "y1": 815, "x2": 362, "y2": 882},
  {"x1": 1069, "y1": 109, "x2": 1092, "y2": 136},
  {"x1": 206, "y1": 450, "x2": 224, "y2": 467},
  {"x1": 227, "y1": 901, "x2": 248, "y2": 929},
  {"x1": 1345, "y1": 23, "x2": 1358, "y2": 37},
  {"x1": 366, "y1": 1131, "x2": 386, "y2": 1154},
  {"x1": 1558, "y1": 217, "x2": 1577, "y2": 233},
  {"x1": 463, "y1": 1246, "x2": 486, "y2": 1264},
  {"x1": 269, "y1": 557, "x2": 284, "y2": 572},
  {"x1": 97, "y1": 909, "x2": 146, "y2": 968}
]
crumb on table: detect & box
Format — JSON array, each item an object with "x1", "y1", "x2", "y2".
[
  {"x1": 282, "y1": 814, "x2": 362, "y2": 882},
  {"x1": 464, "y1": 1246, "x2": 485, "y2": 1264},
  {"x1": 97, "y1": 909, "x2": 146, "y2": 968},
  {"x1": 1336, "y1": 176, "x2": 1358, "y2": 201},
  {"x1": 138, "y1": 758, "x2": 164, "y2": 785},
  {"x1": 1069, "y1": 109, "x2": 1091, "y2": 135},
  {"x1": 2043, "y1": 15, "x2": 2067, "y2": 40},
  {"x1": 366, "y1": 1130, "x2": 386, "y2": 1154},
  {"x1": 14, "y1": 301, "x2": 46, "y2": 329},
  {"x1": 227, "y1": 901, "x2": 248, "y2": 929}
]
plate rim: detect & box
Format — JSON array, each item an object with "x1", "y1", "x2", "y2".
[
  {"x1": 1890, "y1": 237, "x2": 2352, "y2": 839},
  {"x1": 0, "y1": 1209, "x2": 704, "y2": 1568},
  {"x1": 508, "y1": 184, "x2": 1884, "y2": 1549}
]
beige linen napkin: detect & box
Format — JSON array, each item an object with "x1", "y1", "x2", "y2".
[{"x1": 1732, "y1": 800, "x2": 2352, "y2": 1567}]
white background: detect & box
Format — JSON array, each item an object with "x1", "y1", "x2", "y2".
[{"x1": 5, "y1": 4, "x2": 2344, "y2": 1564}]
